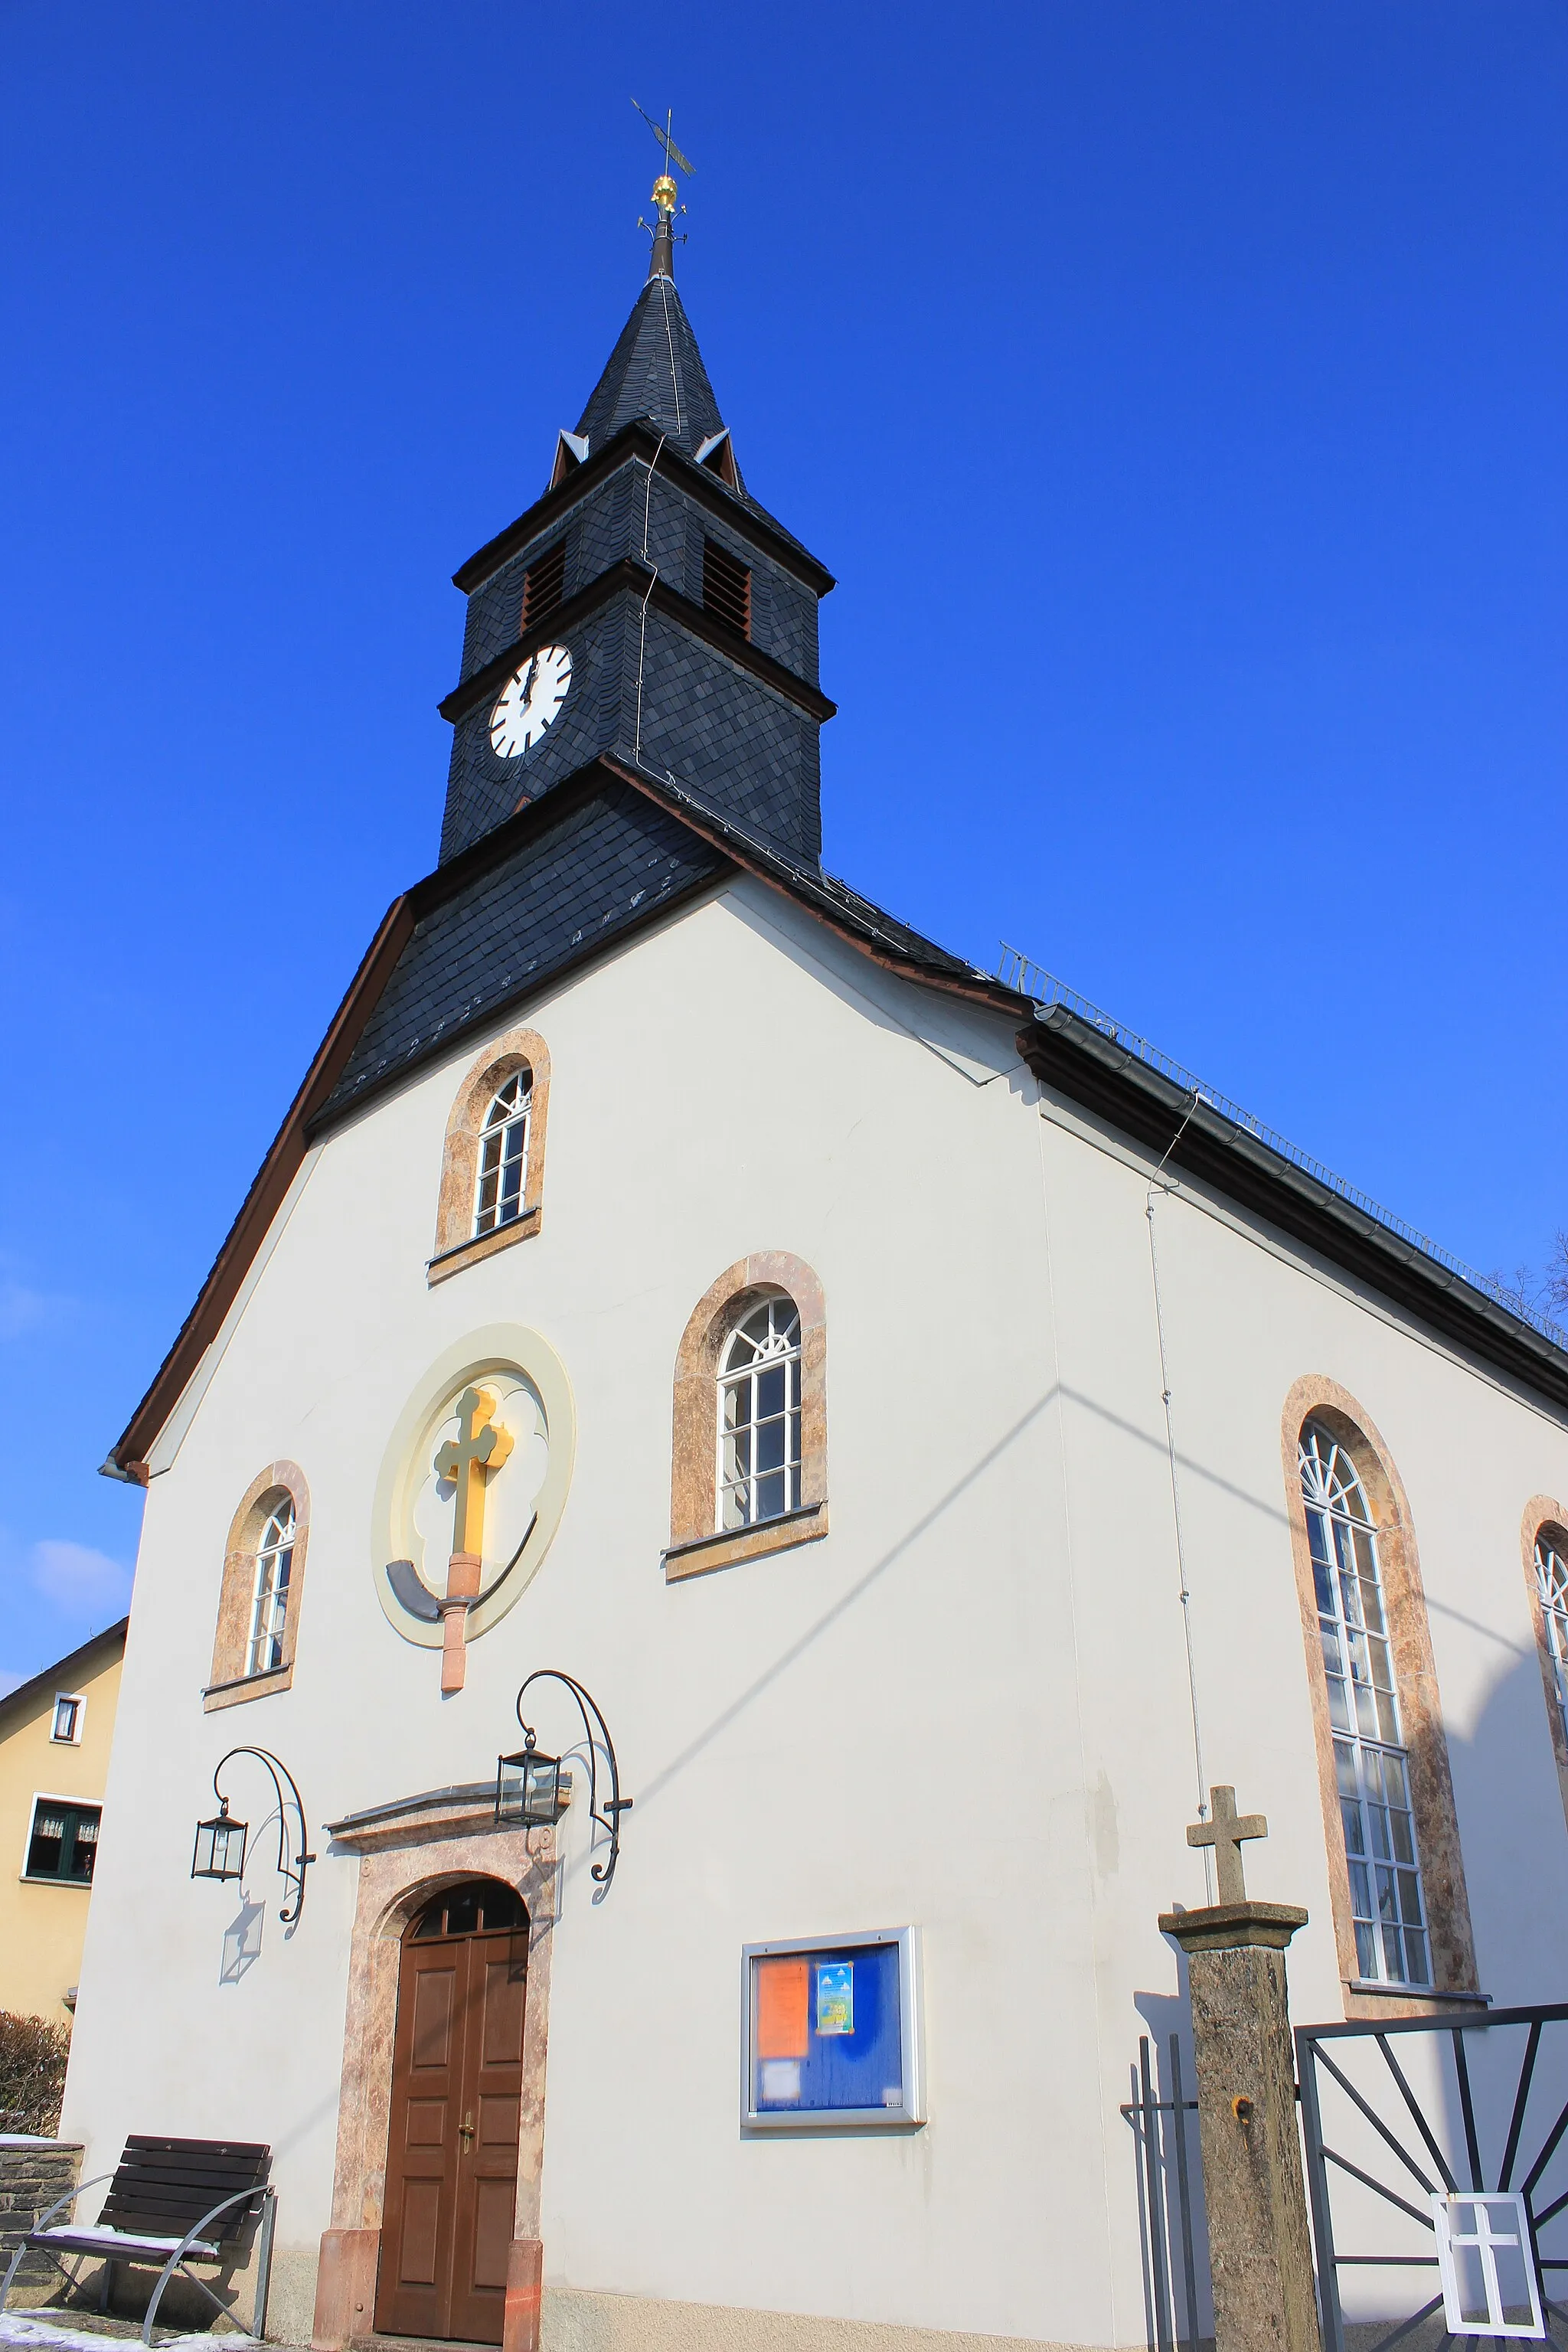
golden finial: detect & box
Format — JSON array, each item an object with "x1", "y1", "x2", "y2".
[{"x1": 632, "y1": 101, "x2": 695, "y2": 277}]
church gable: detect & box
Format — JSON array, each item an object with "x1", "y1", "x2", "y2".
[{"x1": 320, "y1": 777, "x2": 726, "y2": 1129}]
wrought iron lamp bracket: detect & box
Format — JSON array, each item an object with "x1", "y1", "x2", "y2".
[
  {"x1": 212, "y1": 1746, "x2": 315, "y2": 1925},
  {"x1": 513, "y1": 1670, "x2": 631, "y2": 1898}
]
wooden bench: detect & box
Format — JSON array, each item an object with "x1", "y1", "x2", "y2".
[{"x1": 0, "y1": 2134, "x2": 274, "y2": 2343}]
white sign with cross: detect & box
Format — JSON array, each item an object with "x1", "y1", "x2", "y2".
[{"x1": 1431, "y1": 2193, "x2": 1546, "y2": 2337}]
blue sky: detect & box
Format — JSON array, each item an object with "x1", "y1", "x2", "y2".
[{"x1": 1, "y1": 2, "x2": 1563, "y2": 1688}]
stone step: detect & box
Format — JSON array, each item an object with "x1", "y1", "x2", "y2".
[{"x1": 350, "y1": 2337, "x2": 500, "y2": 2352}]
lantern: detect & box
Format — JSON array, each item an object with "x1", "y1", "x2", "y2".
[
  {"x1": 191, "y1": 1798, "x2": 247, "y2": 1882},
  {"x1": 495, "y1": 1733, "x2": 564, "y2": 1828}
]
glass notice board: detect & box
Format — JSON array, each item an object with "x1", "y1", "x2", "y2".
[{"x1": 740, "y1": 1927, "x2": 923, "y2": 2130}]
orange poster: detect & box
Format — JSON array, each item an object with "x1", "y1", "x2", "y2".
[{"x1": 756, "y1": 1958, "x2": 810, "y2": 2059}]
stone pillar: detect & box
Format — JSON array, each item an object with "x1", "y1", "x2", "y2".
[{"x1": 1159, "y1": 1900, "x2": 1319, "y2": 2352}]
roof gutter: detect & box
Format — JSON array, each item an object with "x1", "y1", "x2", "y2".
[{"x1": 1018, "y1": 1003, "x2": 1568, "y2": 1413}]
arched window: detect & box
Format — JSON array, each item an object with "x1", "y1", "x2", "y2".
[
  {"x1": 1535, "y1": 1528, "x2": 1568, "y2": 1751},
  {"x1": 718, "y1": 1296, "x2": 802, "y2": 1530},
  {"x1": 1300, "y1": 1423, "x2": 1429, "y2": 1988},
  {"x1": 247, "y1": 1498, "x2": 296, "y2": 1677},
  {"x1": 206, "y1": 1462, "x2": 311, "y2": 1710},
  {"x1": 1282, "y1": 1378, "x2": 1478, "y2": 2013},
  {"x1": 668, "y1": 1253, "x2": 828, "y2": 1581},
  {"x1": 430, "y1": 1026, "x2": 551, "y2": 1284},
  {"x1": 1522, "y1": 1500, "x2": 1568, "y2": 1831},
  {"x1": 474, "y1": 1071, "x2": 531, "y2": 1237}
]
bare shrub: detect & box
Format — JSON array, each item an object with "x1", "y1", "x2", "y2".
[{"x1": 0, "y1": 2011, "x2": 72, "y2": 2138}]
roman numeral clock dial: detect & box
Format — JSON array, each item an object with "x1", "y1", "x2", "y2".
[{"x1": 490, "y1": 643, "x2": 571, "y2": 758}]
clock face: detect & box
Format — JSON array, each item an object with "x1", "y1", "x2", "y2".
[{"x1": 490, "y1": 644, "x2": 571, "y2": 759}]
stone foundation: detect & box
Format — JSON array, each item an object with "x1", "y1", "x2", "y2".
[
  {"x1": 0, "y1": 2138, "x2": 82, "y2": 2300},
  {"x1": 539, "y1": 2294, "x2": 1144, "y2": 2352}
]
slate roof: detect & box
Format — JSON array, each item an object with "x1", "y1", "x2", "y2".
[
  {"x1": 576, "y1": 277, "x2": 730, "y2": 469},
  {"x1": 106, "y1": 745, "x2": 1568, "y2": 1478},
  {"x1": 617, "y1": 763, "x2": 988, "y2": 987},
  {"x1": 318, "y1": 775, "x2": 727, "y2": 1124}
]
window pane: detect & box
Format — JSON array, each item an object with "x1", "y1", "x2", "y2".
[
  {"x1": 1300, "y1": 1425, "x2": 1429, "y2": 1985},
  {"x1": 714, "y1": 1295, "x2": 805, "y2": 1531}
]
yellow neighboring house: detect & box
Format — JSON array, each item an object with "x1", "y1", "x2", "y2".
[{"x1": 0, "y1": 1620, "x2": 127, "y2": 2020}]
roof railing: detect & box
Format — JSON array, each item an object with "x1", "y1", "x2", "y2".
[{"x1": 998, "y1": 942, "x2": 1566, "y2": 1351}]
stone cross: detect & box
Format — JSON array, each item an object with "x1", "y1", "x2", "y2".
[
  {"x1": 1186, "y1": 1785, "x2": 1268, "y2": 1906},
  {"x1": 1163, "y1": 1788, "x2": 1318, "y2": 2352},
  {"x1": 435, "y1": 1387, "x2": 513, "y2": 1561}
]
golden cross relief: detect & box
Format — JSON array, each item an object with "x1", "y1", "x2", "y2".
[{"x1": 433, "y1": 1386, "x2": 512, "y2": 1693}]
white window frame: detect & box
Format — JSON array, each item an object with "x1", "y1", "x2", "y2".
[
  {"x1": 21, "y1": 1792, "x2": 103, "y2": 1886},
  {"x1": 50, "y1": 1692, "x2": 85, "y2": 1745},
  {"x1": 717, "y1": 1295, "x2": 802, "y2": 1532},
  {"x1": 473, "y1": 1072, "x2": 532, "y2": 1238},
  {"x1": 1534, "y1": 1530, "x2": 1568, "y2": 1756},
  {"x1": 247, "y1": 1499, "x2": 296, "y2": 1678},
  {"x1": 1300, "y1": 1423, "x2": 1432, "y2": 1988},
  {"x1": 1431, "y1": 2194, "x2": 1546, "y2": 2337}
]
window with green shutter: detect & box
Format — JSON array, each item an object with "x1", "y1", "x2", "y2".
[{"x1": 26, "y1": 1798, "x2": 100, "y2": 1883}]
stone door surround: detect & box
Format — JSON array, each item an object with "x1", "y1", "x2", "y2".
[{"x1": 311, "y1": 1788, "x2": 556, "y2": 2352}]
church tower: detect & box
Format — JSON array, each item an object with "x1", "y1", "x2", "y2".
[{"x1": 435, "y1": 163, "x2": 835, "y2": 868}]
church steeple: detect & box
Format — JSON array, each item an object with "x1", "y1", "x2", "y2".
[
  {"x1": 572, "y1": 276, "x2": 728, "y2": 466},
  {"x1": 568, "y1": 103, "x2": 726, "y2": 463},
  {"x1": 434, "y1": 164, "x2": 835, "y2": 869}
]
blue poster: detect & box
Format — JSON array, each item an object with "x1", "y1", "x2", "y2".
[
  {"x1": 816, "y1": 1962, "x2": 854, "y2": 2035},
  {"x1": 753, "y1": 1941, "x2": 903, "y2": 2114}
]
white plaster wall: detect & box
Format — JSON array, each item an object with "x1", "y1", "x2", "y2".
[{"x1": 63, "y1": 876, "x2": 1568, "y2": 2349}]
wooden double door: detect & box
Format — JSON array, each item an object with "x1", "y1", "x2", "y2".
[{"x1": 376, "y1": 1880, "x2": 528, "y2": 2345}]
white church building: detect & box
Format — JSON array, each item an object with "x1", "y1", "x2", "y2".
[{"x1": 57, "y1": 183, "x2": 1568, "y2": 2352}]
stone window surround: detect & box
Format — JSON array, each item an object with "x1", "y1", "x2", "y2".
[
  {"x1": 430, "y1": 1026, "x2": 552, "y2": 1287},
  {"x1": 311, "y1": 1799, "x2": 556, "y2": 2352},
  {"x1": 1521, "y1": 1493, "x2": 1568, "y2": 1834},
  {"x1": 666, "y1": 1251, "x2": 827, "y2": 1583},
  {"x1": 1279, "y1": 1375, "x2": 1481, "y2": 2020},
  {"x1": 204, "y1": 1461, "x2": 311, "y2": 1712}
]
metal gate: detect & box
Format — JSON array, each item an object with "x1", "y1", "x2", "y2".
[
  {"x1": 1297, "y1": 2003, "x2": 1568, "y2": 2352},
  {"x1": 1124, "y1": 2034, "x2": 1214, "y2": 2352}
]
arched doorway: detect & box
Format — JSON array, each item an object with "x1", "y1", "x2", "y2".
[{"x1": 374, "y1": 1877, "x2": 528, "y2": 2344}]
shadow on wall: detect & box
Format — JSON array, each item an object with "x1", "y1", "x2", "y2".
[
  {"x1": 1439, "y1": 1635, "x2": 1567, "y2": 1999},
  {"x1": 220, "y1": 1897, "x2": 266, "y2": 1986},
  {"x1": 1129, "y1": 1984, "x2": 1214, "y2": 2352}
]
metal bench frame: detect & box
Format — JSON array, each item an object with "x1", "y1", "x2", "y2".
[{"x1": 0, "y1": 2164, "x2": 276, "y2": 2344}]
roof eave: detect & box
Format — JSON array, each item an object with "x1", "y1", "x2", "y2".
[
  {"x1": 0, "y1": 1619, "x2": 129, "y2": 1730},
  {"x1": 1018, "y1": 1003, "x2": 1568, "y2": 1411},
  {"x1": 452, "y1": 417, "x2": 836, "y2": 599}
]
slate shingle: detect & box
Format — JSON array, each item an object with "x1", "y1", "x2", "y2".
[{"x1": 320, "y1": 782, "x2": 725, "y2": 1125}]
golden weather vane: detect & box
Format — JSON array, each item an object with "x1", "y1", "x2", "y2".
[{"x1": 632, "y1": 96, "x2": 695, "y2": 218}]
